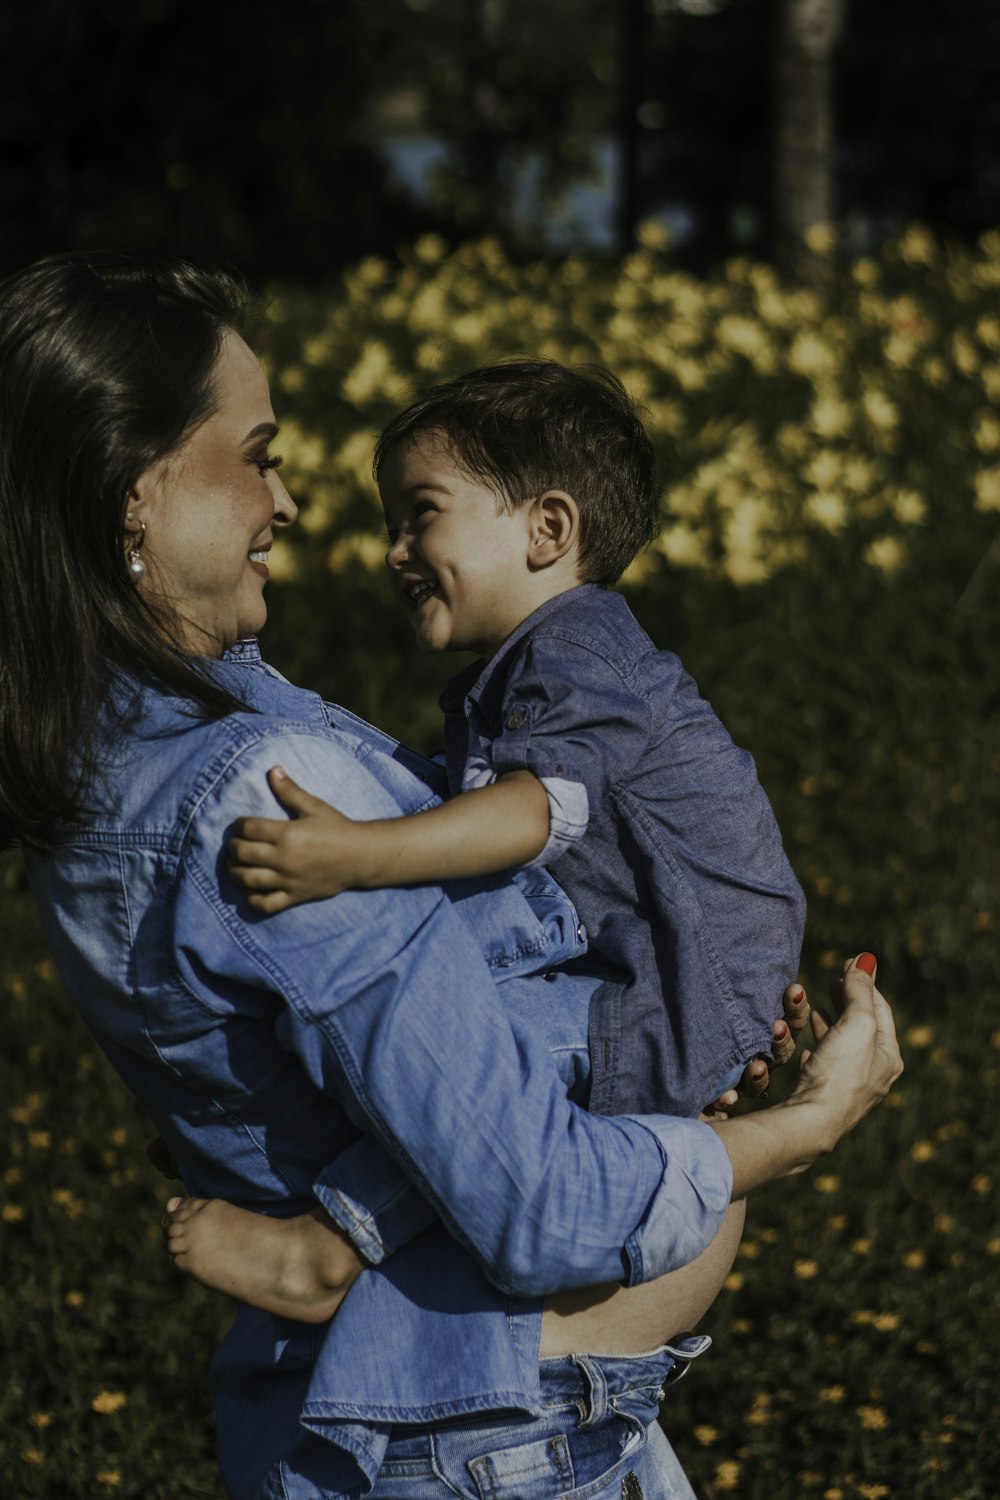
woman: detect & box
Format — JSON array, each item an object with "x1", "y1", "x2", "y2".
[{"x1": 0, "y1": 252, "x2": 901, "y2": 1500}]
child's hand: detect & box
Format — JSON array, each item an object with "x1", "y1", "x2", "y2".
[{"x1": 228, "y1": 766, "x2": 374, "y2": 913}]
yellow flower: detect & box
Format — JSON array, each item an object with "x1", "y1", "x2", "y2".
[
  {"x1": 903, "y1": 1250, "x2": 926, "y2": 1269},
  {"x1": 637, "y1": 218, "x2": 672, "y2": 252},
  {"x1": 714, "y1": 1460, "x2": 742, "y2": 1492},
  {"x1": 805, "y1": 222, "x2": 835, "y2": 255},
  {"x1": 95, "y1": 1472, "x2": 122, "y2": 1488},
  {"x1": 341, "y1": 339, "x2": 400, "y2": 407},
  {"x1": 724, "y1": 1272, "x2": 745, "y2": 1292},
  {"x1": 790, "y1": 331, "x2": 837, "y2": 379},
  {"x1": 28, "y1": 1130, "x2": 51, "y2": 1149},
  {"x1": 890, "y1": 489, "x2": 927, "y2": 525},
  {"x1": 694, "y1": 1425, "x2": 719, "y2": 1445},
  {"x1": 872, "y1": 1313, "x2": 900, "y2": 1331},
  {"x1": 912, "y1": 1141, "x2": 936, "y2": 1163},
  {"x1": 2, "y1": 1204, "x2": 25, "y2": 1223},
  {"x1": 864, "y1": 536, "x2": 907, "y2": 575},
  {"x1": 65, "y1": 1290, "x2": 85, "y2": 1308},
  {"x1": 973, "y1": 412, "x2": 1000, "y2": 453},
  {"x1": 30, "y1": 1413, "x2": 52, "y2": 1429},
  {"x1": 820, "y1": 1386, "x2": 846, "y2": 1403},
  {"x1": 814, "y1": 1174, "x2": 840, "y2": 1194},
  {"x1": 863, "y1": 390, "x2": 898, "y2": 430},
  {"x1": 933, "y1": 1214, "x2": 955, "y2": 1233},
  {"x1": 91, "y1": 1391, "x2": 128, "y2": 1415},
  {"x1": 810, "y1": 391, "x2": 852, "y2": 439},
  {"x1": 898, "y1": 226, "x2": 936, "y2": 265},
  {"x1": 51, "y1": 1187, "x2": 86, "y2": 1217},
  {"x1": 971, "y1": 1174, "x2": 991, "y2": 1195},
  {"x1": 794, "y1": 1259, "x2": 819, "y2": 1279},
  {"x1": 904, "y1": 1025, "x2": 934, "y2": 1048},
  {"x1": 856, "y1": 1485, "x2": 891, "y2": 1499},
  {"x1": 806, "y1": 492, "x2": 848, "y2": 533},
  {"x1": 974, "y1": 466, "x2": 1000, "y2": 512},
  {"x1": 21, "y1": 1449, "x2": 43, "y2": 1465},
  {"x1": 986, "y1": 1238, "x2": 1000, "y2": 1255},
  {"x1": 857, "y1": 1405, "x2": 890, "y2": 1430}
]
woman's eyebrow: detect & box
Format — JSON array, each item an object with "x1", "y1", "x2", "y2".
[{"x1": 241, "y1": 422, "x2": 279, "y2": 444}]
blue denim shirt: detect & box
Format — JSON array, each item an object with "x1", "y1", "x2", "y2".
[
  {"x1": 25, "y1": 642, "x2": 733, "y2": 1500},
  {"x1": 440, "y1": 586, "x2": 807, "y2": 1119}
]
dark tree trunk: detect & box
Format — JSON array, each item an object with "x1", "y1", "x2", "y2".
[
  {"x1": 771, "y1": 0, "x2": 847, "y2": 279},
  {"x1": 619, "y1": 0, "x2": 647, "y2": 254}
]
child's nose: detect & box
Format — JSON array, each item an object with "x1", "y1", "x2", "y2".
[{"x1": 385, "y1": 533, "x2": 409, "y2": 570}]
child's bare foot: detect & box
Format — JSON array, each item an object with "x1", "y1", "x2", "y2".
[{"x1": 162, "y1": 1197, "x2": 365, "y2": 1323}]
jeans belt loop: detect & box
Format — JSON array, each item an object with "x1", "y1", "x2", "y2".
[{"x1": 571, "y1": 1353, "x2": 610, "y2": 1427}]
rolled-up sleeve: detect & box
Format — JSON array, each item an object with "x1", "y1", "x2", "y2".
[
  {"x1": 480, "y1": 636, "x2": 652, "y2": 867},
  {"x1": 175, "y1": 729, "x2": 732, "y2": 1295}
]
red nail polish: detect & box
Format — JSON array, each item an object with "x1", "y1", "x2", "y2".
[{"x1": 856, "y1": 952, "x2": 877, "y2": 975}]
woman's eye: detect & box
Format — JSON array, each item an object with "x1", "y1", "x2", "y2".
[{"x1": 255, "y1": 453, "x2": 284, "y2": 477}]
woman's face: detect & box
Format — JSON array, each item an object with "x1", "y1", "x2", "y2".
[{"x1": 131, "y1": 330, "x2": 297, "y2": 655}]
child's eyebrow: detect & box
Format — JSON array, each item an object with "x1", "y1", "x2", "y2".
[{"x1": 399, "y1": 481, "x2": 452, "y2": 498}]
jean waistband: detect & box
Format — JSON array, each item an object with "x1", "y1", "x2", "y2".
[{"x1": 536, "y1": 1335, "x2": 712, "y2": 1417}]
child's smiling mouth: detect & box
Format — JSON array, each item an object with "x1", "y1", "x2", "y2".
[{"x1": 405, "y1": 578, "x2": 438, "y2": 609}]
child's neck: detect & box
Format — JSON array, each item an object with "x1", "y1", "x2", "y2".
[{"x1": 480, "y1": 570, "x2": 586, "y2": 660}]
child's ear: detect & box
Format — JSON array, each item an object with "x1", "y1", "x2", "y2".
[{"x1": 527, "y1": 491, "x2": 579, "y2": 570}]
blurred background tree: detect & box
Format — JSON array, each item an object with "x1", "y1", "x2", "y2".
[{"x1": 3, "y1": 0, "x2": 999, "y2": 278}]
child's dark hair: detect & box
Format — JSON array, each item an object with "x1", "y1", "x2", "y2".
[{"x1": 373, "y1": 360, "x2": 660, "y2": 586}]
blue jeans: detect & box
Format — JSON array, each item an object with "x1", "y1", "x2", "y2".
[{"x1": 366, "y1": 1340, "x2": 710, "y2": 1500}]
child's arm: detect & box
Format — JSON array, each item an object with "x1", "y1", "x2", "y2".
[{"x1": 228, "y1": 764, "x2": 551, "y2": 913}]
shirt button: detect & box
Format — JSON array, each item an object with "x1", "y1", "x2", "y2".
[
  {"x1": 577, "y1": 924, "x2": 587, "y2": 943},
  {"x1": 505, "y1": 709, "x2": 526, "y2": 731}
]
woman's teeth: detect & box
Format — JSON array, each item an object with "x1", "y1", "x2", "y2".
[
  {"x1": 407, "y1": 581, "x2": 436, "y2": 607},
  {"x1": 248, "y1": 550, "x2": 269, "y2": 563}
]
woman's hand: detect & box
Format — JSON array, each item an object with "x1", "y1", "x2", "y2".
[
  {"x1": 708, "y1": 954, "x2": 903, "y2": 1196},
  {"x1": 227, "y1": 766, "x2": 378, "y2": 913},
  {"x1": 703, "y1": 983, "x2": 811, "y2": 1116}
]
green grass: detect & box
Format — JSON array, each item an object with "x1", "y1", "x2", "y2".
[{"x1": 3, "y1": 559, "x2": 998, "y2": 1499}]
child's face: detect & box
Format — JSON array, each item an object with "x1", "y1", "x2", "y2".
[{"x1": 379, "y1": 433, "x2": 541, "y2": 657}]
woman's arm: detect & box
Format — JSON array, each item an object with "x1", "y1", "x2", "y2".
[{"x1": 227, "y1": 766, "x2": 551, "y2": 911}]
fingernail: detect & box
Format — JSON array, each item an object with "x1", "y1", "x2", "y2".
[
  {"x1": 856, "y1": 952, "x2": 877, "y2": 975},
  {"x1": 270, "y1": 765, "x2": 286, "y2": 781},
  {"x1": 775, "y1": 1022, "x2": 788, "y2": 1038}
]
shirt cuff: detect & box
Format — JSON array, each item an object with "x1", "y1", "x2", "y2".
[
  {"x1": 619, "y1": 1116, "x2": 733, "y2": 1286},
  {"x1": 525, "y1": 775, "x2": 590, "y2": 867},
  {"x1": 313, "y1": 1139, "x2": 437, "y2": 1265}
]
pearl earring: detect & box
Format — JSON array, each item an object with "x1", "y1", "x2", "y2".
[{"x1": 125, "y1": 511, "x2": 146, "y2": 583}]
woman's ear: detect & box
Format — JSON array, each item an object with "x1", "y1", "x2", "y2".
[{"x1": 527, "y1": 490, "x2": 580, "y2": 571}]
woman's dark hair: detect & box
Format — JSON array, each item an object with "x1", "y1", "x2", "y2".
[
  {"x1": 373, "y1": 360, "x2": 660, "y2": 587},
  {"x1": 0, "y1": 251, "x2": 255, "y2": 850}
]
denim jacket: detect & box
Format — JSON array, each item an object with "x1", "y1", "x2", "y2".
[
  {"x1": 25, "y1": 642, "x2": 732, "y2": 1500},
  {"x1": 440, "y1": 586, "x2": 806, "y2": 1119}
]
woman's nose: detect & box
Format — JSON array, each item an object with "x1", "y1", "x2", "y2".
[{"x1": 271, "y1": 472, "x2": 298, "y2": 528}]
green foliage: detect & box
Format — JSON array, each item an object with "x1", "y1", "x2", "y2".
[{"x1": 2, "y1": 230, "x2": 999, "y2": 1496}]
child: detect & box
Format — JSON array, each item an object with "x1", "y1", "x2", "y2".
[
  {"x1": 164, "y1": 360, "x2": 806, "y2": 1310},
  {"x1": 227, "y1": 360, "x2": 806, "y2": 1119}
]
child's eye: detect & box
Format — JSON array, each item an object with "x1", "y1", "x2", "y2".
[
  {"x1": 254, "y1": 453, "x2": 284, "y2": 477},
  {"x1": 413, "y1": 501, "x2": 436, "y2": 521}
]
